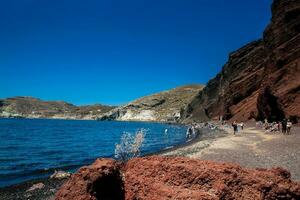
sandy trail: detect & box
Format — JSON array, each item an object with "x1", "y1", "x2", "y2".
[{"x1": 164, "y1": 126, "x2": 300, "y2": 181}]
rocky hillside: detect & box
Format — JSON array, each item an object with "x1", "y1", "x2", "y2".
[
  {"x1": 183, "y1": 0, "x2": 300, "y2": 123},
  {"x1": 55, "y1": 156, "x2": 300, "y2": 200},
  {"x1": 98, "y1": 85, "x2": 204, "y2": 122},
  {"x1": 0, "y1": 96, "x2": 115, "y2": 120}
]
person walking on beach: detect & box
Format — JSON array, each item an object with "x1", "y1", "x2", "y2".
[
  {"x1": 186, "y1": 126, "x2": 193, "y2": 139},
  {"x1": 287, "y1": 119, "x2": 292, "y2": 134},
  {"x1": 282, "y1": 119, "x2": 287, "y2": 134},
  {"x1": 279, "y1": 121, "x2": 282, "y2": 132},
  {"x1": 232, "y1": 121, "x2": 238, "y2": 135},
  {"x1": 240, "y1": 122, "x2": 244, "y2": 130},
  {"x1": 275, "y1": 122, "x2": 280, "y2": 132},
  {"x1": 264, "y1": 118, "x2": 268, "y2": 129}
]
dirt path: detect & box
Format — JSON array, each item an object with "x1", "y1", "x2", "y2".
[{"x1": 164, "y1": 126, "x2": 300, "y2": 181}]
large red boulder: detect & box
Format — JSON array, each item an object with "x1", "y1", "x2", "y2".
[
  {"x1": 56, "y1": 156, "x2": 300, "y2": 200},
  {"x1": 55, "y1": 158, "x2": 124, "y2": 200}
]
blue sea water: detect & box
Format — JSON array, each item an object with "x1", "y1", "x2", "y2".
[{"x1": 0, "y1": 118, "x2": 187, "y2": 188}]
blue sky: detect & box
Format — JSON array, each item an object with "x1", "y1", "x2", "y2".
[{"x1": 0, "y1": 0, "x2": 272, "y2": 105}]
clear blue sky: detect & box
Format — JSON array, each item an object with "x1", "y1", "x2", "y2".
[{"x1": 0, "y1": 0, "x2": 272, "y2": 105}]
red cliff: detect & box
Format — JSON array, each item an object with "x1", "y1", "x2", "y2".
[{"x1": 183, "y1": 0, "x2": 300, "y2": 123}]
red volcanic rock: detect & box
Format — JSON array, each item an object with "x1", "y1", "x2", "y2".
[
  {"x1": 56, "y1": 156, "x2": 300, "y2": 200},
  {"x1": 55, "y1": 159, "x2": 124, "y2": 200},
  {"x1": 183, "y1": 0, "x2": 300, "y2": 123}
]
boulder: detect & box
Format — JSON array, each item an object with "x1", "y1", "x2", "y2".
[
  {"x1": 55, "y1": 159, "x2": 124, "y2": 200},
  {"x1": 56, "y1": 156, "x2": 300, "y2": 200},
  {"x1": 50, "y1": 170, "x2": 71, "y2": 179},
  {"x1": 26, "y1": 183, "x2": 45, "y2": 192}
]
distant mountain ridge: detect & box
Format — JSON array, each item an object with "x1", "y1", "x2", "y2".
[
  {"x1": 0, "y1": 96, "x2": 115, "y2": 120},
  {"x1": 183, "y1": 0, "x2": 300, "y2": 123},
  {"x1": 0, "y1": 84, "x2": 203, "y2": 121},
  {"x1": 99, "y1": 85, "x2": 204, "y2": 122}
]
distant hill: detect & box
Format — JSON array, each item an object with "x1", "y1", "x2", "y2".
[
  {"x1": 183, "y1": 0, "x2": 300, "y2": 123},
  {"x1": 0, "y1": 96, "x2": 115, "y2": 120},
  {"x1": 98, "y1": 85, "x2": 204, "y2": 122}
]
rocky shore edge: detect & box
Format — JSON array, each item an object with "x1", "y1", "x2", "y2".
[{"x1": 0, "y1": 124, "x2": 227, "y2": 200}]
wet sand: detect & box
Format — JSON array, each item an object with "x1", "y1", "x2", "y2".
[{"x1": 163, "y1": 124, "x2": 300, "y2": 181}]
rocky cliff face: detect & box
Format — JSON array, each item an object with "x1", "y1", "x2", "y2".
[
  {"x1": 55, "y1": 156, "x2": 300, "y2": 200},
  {"x1": 183, "y1": 0, "x2": 300, "y2": 123},
  {"x1": 99, "y1": 85, "x2": 204, "y2": 122},
  {"x1": 0, "y1": 96, "x2": 114, "y2": 120}
]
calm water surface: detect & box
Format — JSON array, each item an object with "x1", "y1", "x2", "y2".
[{"x1": 0, "y1": 118, "x2": 187, "y2": 187}]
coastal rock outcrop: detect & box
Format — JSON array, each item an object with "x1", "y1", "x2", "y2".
[
  {"x1": 183, "y1": 0, "x2": 300, "y2": 123},
  {"x1": 99, "y1": 85, "x2": 204, "y2": 122},
  {"x1": 0, "y1": 96, "x2": 115, "y2": 120},
  {"x1": 55, "y1": 159, "x2": 124, "y2": 200},
  {"x1": 56, "y1": 156, "x2": 300, "y2": 200}
]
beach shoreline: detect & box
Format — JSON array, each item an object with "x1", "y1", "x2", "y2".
[
  {"x1": 1, "y1": 122, "x2": 300, "y2": 200},
  {"x1": 0, "y1": 123, "x2": 227, "y2": 200},
  {"x1": 0, "y1": 177, "x2": 66, "y2": 200},
  {"x1": 162, "y1": 123, "x2": 300, "y2": 182},
  {"x1": 149, "y1": 124, "x2": 229, "y2": 156}
]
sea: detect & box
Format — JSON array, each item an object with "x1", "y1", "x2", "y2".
[{"x1": 0, "y1": 118, "x2": 188, "y2": 188}]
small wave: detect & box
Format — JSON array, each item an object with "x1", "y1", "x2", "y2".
[
  {"x1": 38, "y1": 149, "x2": 66, "y2": 156},
  {"x1": 0, "y1": 158, "x2": 20, "y2": 162},
  {"x1": 0, "y1": 163, "x2": 83, "y2": 181},
  {"x1": 0, "y1": 146, "x2": 20, "y2": 151},
  {"x1": 0, "y1": 162, "x2": 44, "y2": 171},
  {"x1": 163, "y1": 146, "x2": 174, "y2": 150}
]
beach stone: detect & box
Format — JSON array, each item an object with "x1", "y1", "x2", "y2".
[
  {"x1": 56, "y1": 156, "x2": 300, "y2": 200},
  {"x1": 26, "y1": 182, "x2": 45, "y2": 192},
  {"x1": 50, "y1": 170, "x2": 71, "y2": 179}
]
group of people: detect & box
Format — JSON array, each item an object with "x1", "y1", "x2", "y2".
[
  {"x1": 230, "y1": 118, "x2": 294, "y2": 135},
  {"x1": 262, "y1": 119, "x2": 293, "y2": 134},
  {"x1": 186, "y1": 125, "x2": 196, "y2": 139},
  {"x1": 186, "y1": 122, "x2": 218, "y2": 139},
  {"x1": 231, "y1": 121, "x2": 244, "y2": 135},
  {"x1": 187, "y1": 118, "x2": 294, "y2": 137}
]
